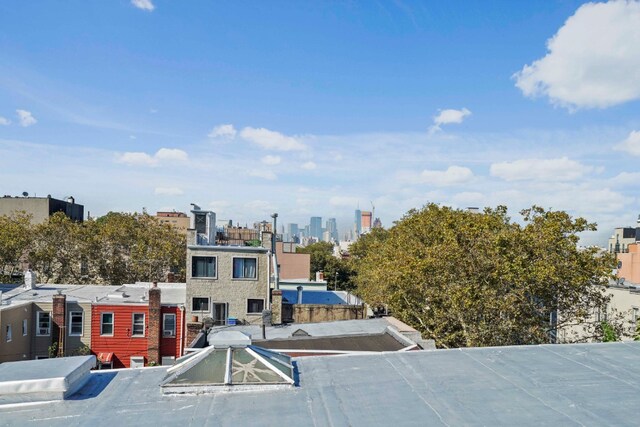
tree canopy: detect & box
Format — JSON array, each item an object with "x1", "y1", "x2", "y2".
[
  {"x1": 350, "y1": 204, "x2": 616, "y2": 348},
  {"x1": 296, "y1": 241, "x2": 355, "y2": 291},
  {"x1": 0, "y1": 211, "x2": 186, "y2": 285}
]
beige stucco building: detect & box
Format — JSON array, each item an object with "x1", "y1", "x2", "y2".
[{"x1": 0, "y1": 284, "x2": 118, "y2": 362}]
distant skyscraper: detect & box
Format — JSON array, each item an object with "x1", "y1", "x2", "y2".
[
  {"x1": 373, "y1": 217, "x2": 382, "y2": 229},
  {"x1": 286, "y1": 223, "x2": 299, "y2": 243},
  {"x1": 310, "y1": 216, "x2": 322, "y2": 239},
  {"x1": 326, "y1": 218, "x2": 338, "y2": 242},
  {"x1": 361, "y1": 211, "x2": 372, "y2": 233},
  {"x1": 354, "y1": 209, "x2": 362, "y2": 237}
]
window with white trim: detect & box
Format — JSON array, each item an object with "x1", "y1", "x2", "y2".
[
  {"x1": 37, "y1": 312, "x2": 51, "y2": 336},
  {"x1": 5, "y1": 325, "x2": 11, "y2": 342},
  {"x1": 22, "y1": 319, "x2": 27, "y2": 336},
  {"x1": 247, "y1": 299, "x2": 264, "y2": 314},
  {"x1": 101, "y1": 312, "x2": 114, "y2": 336},
  {"x1": 163, "y1": 313, "x2": 176, "y2": 337},
  {"x1": 192, "y1": 256, "x2": 216, "y2": 278},
  {"x1": 192, "y1": 297, "x2": 210, "y2": 312},
  {"x1": 132, "y1": 313, "x2": 145, "y2": 337},
  {"x1": 633, "y1": 307, "x2": 639, "y2": 323},
  {"x1": 69, "y1": 311, "x2": 83, "y2": 336},
  {"x1": 233, "y1": 257, "x2": 257, "y2": 279}
]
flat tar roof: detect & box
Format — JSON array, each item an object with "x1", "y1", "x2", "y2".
[{"x1": 2, "y1": 342, "x2": 640, "y2": 425}]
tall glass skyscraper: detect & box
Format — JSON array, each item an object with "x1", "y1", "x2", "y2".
[
  {"x1": 310, "y1": 216, "x2": 323, "y2": 239},
  {"x1": 354, "y1": 209, "x2": 362, "y2": 237}
]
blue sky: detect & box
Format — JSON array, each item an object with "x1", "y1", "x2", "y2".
[{"x1": 1, "y1": 0, "x2": 639, "y2": 244}]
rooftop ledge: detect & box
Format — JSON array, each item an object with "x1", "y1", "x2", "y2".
[{"x1": 187, "y1": 245, "x2": 268, "y2": 253}]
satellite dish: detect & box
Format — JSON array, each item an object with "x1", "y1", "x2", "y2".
[{"x1": 22, "y1": 191, "x2": 28, "y2": 197}]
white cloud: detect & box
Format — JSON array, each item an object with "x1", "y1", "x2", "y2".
[
  {"x1": 131, "y1": 0, "x2": 155, "y2": 11},
  {"x1": 16, "y1": 110, "x2": 37, "y2": 127},
  {"x1": 400, "y1": 166, "x2": 474, "y2": 186},
  {"x1": 0, "y1": 116, "x2": 10, "y2": 126},
  {"x1": 514, "y1": 1, "x2": 640, "y2": 109},
  {"x1": 209, "y1": 200, "x2": 231, "y2": 212},
  {"x1": 610, "y1": 171, "x2": 640, "y2": 186},
  {"x1": 329, "y1": 196, "x2": 360, "y2": 207},
  {"x1": 208, "y1": 124, "x2": 237, "y2": 139},
  {"x1": 249, "y1": 170, "x2": 277, "y2": 180},
  {"x1": 240, "y1": 127, "x2": 306, "y2": 151},
  {"x1": 154, "y1": 187, "x2": 184, "y2": 196},
  {"x1": 301, "y1": 161, "x2": 317, "y2": 170},
  {"x1": 490, "y1": 157, "x2": 592, "y2": 181},
  {"x1": 261, "y1": 155, "x2": 281, "y2": 165},
  {"x1": 116, "y1": 148, "x2": 188, "y2": 166},
  {"x1": 429, "y1": 108, "x2": 471, "y2": 133},
  {"x1": 155, "y1": 148, "x2": 188, "y2": 162},
  {"x1": 614, "y1": 130, "x2": 640, "y2": 156}
]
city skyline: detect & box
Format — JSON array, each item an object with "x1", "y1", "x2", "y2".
[{"x1": 2, "y1": 1, "x2": 640, "y2": 246}]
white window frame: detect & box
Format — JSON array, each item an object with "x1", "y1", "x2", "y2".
[
  {"x1": 232, "y1": 257, "x2": 258, "y2": 280},
  {"x1": 132, "y1": 313, "x2": 145, "y2": 337},
  {"x1": 247, "y1": 298, "x2": 265, "y2": 315},
  {"x1": 191, "y1": 256, "x2": 217, "y2": 279},
  {"x1": 632, "y1": 306, "x2": 639, "y2": 323},
  {"x1": 69, "y1": 311, "x2": 84, "y2": 336},
  {"x1": 22, "y1": 319, "x2": 28, "y2": 336},
  {"x1": 6, "y1": 325, "x2": 11, "y2": 342},
  {"x1": 101, "y1": 312, "x2": 114, "y2": 336},
  {"x1": 36, "y1": 311, "x2": 51, "y2": 336},
  {"x1": 163, "y1": 313, "x2": 176, "y2": 337},
  {"x1": 192, "y1": 297, "x2": 211, "y2": 313}
]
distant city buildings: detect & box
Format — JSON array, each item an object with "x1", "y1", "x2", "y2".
[
  {"x1": 608, "y1": 216, "x2": 640, "y2": 253},
  {"x1": 156, "y1": 211, "x2": 189, "y2": 235}
]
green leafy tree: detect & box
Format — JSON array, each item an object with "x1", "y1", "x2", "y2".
[
  {"x1": 352, "y1": 204, "x2": 615, "y2": 348},
  {"x1": 0, "y1": 212, "x2": 33, "y2": 281},
  {"x1": 296, "y1": 241, "x2": 356, "y2": 291}
]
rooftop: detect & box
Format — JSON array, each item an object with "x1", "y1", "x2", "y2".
[{"x1": 2, "y1": 342, "x2": 640, "y2": 425}]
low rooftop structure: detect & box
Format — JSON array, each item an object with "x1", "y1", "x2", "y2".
[
  {"x1": 2, "y1": 342, "x2": 640, "y2": 425},
  {"x1": 0, "y1": 356, "x2": 95, "y2": 405}
]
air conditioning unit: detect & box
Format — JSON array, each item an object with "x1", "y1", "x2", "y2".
[
  {"x1": 163, "y1": 330, "x2": 174, "y2": 337},
  {"x1": 161, "y1": 356, "x2": 176, "y2": 366}
]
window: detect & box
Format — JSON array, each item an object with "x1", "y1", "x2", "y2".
[
  {"x1": 633, "y1": 307, "x2": 639, "y2": 323},
  {"x1": 37, "y1": 312, "x2": 50, "y2": 336},
  {"x1": 69, "y1": 311, "x2": 83, "y2": 336},
  {"x1": 192, "y1": 256, "x2": 216, "y2": 278},
  {"x1": 101, "y1": 312, "x2": 114, "y2": 336},
  {"x1": 192, "y1": 297, "x2": 210, "y2": 312},
  {"x1": 5, "y1": 325, "x2": 11, "y2": 342},
  {"x1": 22, "y1": 319, "x2": 27, "y2": 336},
  {"x1": 132, "y1": 313, "x2": 145, "y2": 337},
  {"x1": 233, "y1": 258, "x2": 257, "y2": 279},
  {"x1": 247, "y1": 299, "x2": 264, "y2": 314},
  {"x1": 163, "y1": 313, "x2": 176, "y2": 337}
]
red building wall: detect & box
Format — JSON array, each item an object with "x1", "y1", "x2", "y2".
[
  {"x1": 91, "y1": 304, "x2": 184, "y2": 369},
  {"x1": 160, "y1": 306, "x2": 183, "y2": 360},
  {"x1": 91, "y1": 304, "x2": 150, "y2": 369}
]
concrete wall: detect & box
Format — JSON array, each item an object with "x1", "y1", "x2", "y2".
[
  {"x1": 617, "y1": 243, "x2": 640, "y2": 284},
  {"x1": 559, "y1": 286, "x2": 640, "y2": 342},
  {"x1": 186, "y1": 246, "x2": 270, "y2": 325},
  {"x1": 292, "y1": 304, "x2": 365, "y2": 324},
  {"x1": 276, "y1": 242, "x2": 311, "y2": 280},
  {"x1": 0, "y1": 197, "x2": 83, "y2": 223},
  {"x1": 0, "y1": 198, "x2": 50, "y2": 224},
  {"x1": 0, "y1": 303, "x2": 32, "y2": 363}
]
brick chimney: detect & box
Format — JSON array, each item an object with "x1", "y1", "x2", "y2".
[
  {"x1": 186, "y1": 316, "x2": 204, "y2": 347},
  {"x1": 271, "y1": 290, "x2": 283, "y2": 325},
  {"x1": 52, "y1": 292, "x2": 66, "y2": 357},
  {"x1": 147, "y1": 282, "x2": 161, "y2": 365}
]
